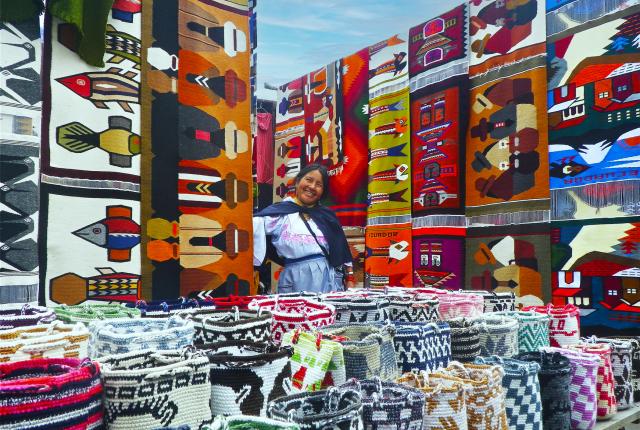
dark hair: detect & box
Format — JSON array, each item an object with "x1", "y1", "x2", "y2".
[{"x1": 295, "y1": 163, "x2": 330, "y2": 199}]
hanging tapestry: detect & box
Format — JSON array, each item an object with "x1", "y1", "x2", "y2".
[
  {"x1": 412, "y1": 227, "x2": 465, "y2": 290},
  {"x1": 364, "y1": 223, "x2": 413, "y2": 288},
  {"x1": 324, "y1": 49, "x2": 369, "y2": 228},
  {"x1": 0, "y1": 19, "x2": 41, "y2": 304},
  {"x1": 551, "y1": 218, "x2": 640, "y2": 336},
  {"x1": 369, "y1": 34, "x2": 409, "y2": 100},
  {"x1": 466, "y1": 223, "x2": 551, "y2": 307},
  {"x1": 41, "y1": 4, "x2": 142, "y2": 306},
  {"x1": 273, "y1": 77, "x2": 305, "y2": 202},
  {"x1": 547, "y1": 8, "x2": 640, "y2": 221},
  {"x1": 546, "y1": 0, "x2": 639, "y2": 37}
]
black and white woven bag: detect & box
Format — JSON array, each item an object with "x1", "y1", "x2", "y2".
[
  {"x1": 447, "y1": 318, "x2": 481, "y2": 362},
  {"x1": 473, "y1": 315, "x2": 519, "y2": 358},
  {"x1": 188, "y1": 309, "x2": 272, "y2": 344},
  {"x1": 321, "y1": 297, "x2": 390, "y2": 324},
  {"x1": 387, "y1": 295, "x2": 440, "y2": 322}
]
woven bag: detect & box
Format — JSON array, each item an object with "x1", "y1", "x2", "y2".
[
  {"x1": 282, "y1": 330, "x2": 346, "y2": 392},
  {"x1": 397, "y1": 371, "x2": 470, "y2": 430},
  {"x1": 0, "y1": 304, "x2": 56, "y2": 329},
  {"x1": 88, "y1": 316, "x2": 194, "y2": 358},
  {"x1": 188, "y1": 308, "x2": 272, "y2": 344},
  {"x1": 321, "y1": 297, "x2": 390, "y2": 324},
  {"x1": 387, "y1": 294, "x2": 440, "y2": 322},
  {"x1": 248, "y1": 298, "x2": 336, "y2": 344},
  {"x1": 0, "y1": 357, "x2": 104, "y2": 429},
  {"x1": 196, "y1": 341, "x2": 293, "y2": 416},
  {"x1": 267, "y1": 387, "x2": 364, "y2": 430},
  {"x1": 341, "y1": 378, "x2": 425, "y2": 429},
  {"x1": 583, "y1": 337, "x2": 634, "y2": 410},
  {"x1": 473, "y1": 315, "x2": 519, "y2": 358},
  {"x1": 568, "y1": 343, "x2": 618, "y2": 419},
  {"x1": 448, "y1": 318, "x2": 481, "y2": 362},
  {"x1": 541, "y1": 347, "x2": 598, "y2": 430},
  {"x1": 522, "y1": 304, "x2": 580, "y2": 347},
  {"x1": 515, "y1": 351, "x2": 572, "y2": 430},
  {"x1": 475, "y1": 356, "x2": 542, "y2": 430},
  {"x1": 98, "y1": 350, "x2": 212, "y2": 429},
  {"x1": 460, "y1": 290, "x2": 516, "y2": 313},
  {"x1": 494, "y1": 311, "x2": 550, "y2": 353},
  {"x1": 319, "y1": 324, "x2": 398, "y2": 381},
  {"x1": 432, "y1": 362, "x2": 508, "y2": 430},
  {"x1": 205, "y1": 415, "x2": 301, "y2": 430},
  {"x1": 124, "y1": 297, "x2": 215, "y2": 317},
  {"x1": 54, "y1": 303, "x2": 141, "y2": 324},
  {"x1": 205, "y1": 295, "x2": 261, "y2": 310},
  {"x1": 394, "y1": 322, "x2": 451, "y2": 373},
  {"x1": 0, "y1": 320, "x2": 89, "y2": 362},
  {"x1": 610, "y1": 336, "x2": 640, "y2": 403},
  {"x1": 437, "y1": 292, "x2": 484, "y2": 320}
]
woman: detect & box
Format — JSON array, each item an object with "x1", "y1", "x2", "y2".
[{"x1": 253, "y1": 164, "x2": 355, "y2": 293}]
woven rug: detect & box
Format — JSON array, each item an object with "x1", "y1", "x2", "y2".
[
  {"x1": 551, "y1": 218, "x2": 640, "y2": 336},
  {"x1": 466, "y1": 223, "x2": 551, "y2": 308},
  {"x1": 411, "y1": 227, "x2": 465, "y2": 290},
  {"x1": 368, "y1": 34, "x2": 409, "y2": 100},
  {"x1": 365, "y1": 222, "x2": 413, "y2": 288}
]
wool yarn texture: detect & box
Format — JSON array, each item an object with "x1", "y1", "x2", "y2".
[
  {"x1": 514, "y1": 351, "x2": 572, "y2": 430},
  {"x1": 321, "y1": 296, "x2": 390, "y2": 324},
  {"x1": 87, "y1": 316, "x2": 194, "y2": 358},
  {"x1": 267, "y1": 388, "x2": 364, "y2": 430},
  {"x1": 206, "y1": 295, "x2": 260, "y2": 310},
  {"x1": 394, "y1": 322, "x2": 451, "y2": 373},
  {"x1": 282, "y1": 330, "x2": 346, "y2": 392},
  {"x1": 448, "y1": 318, "x2": 482, "y2": 362},
  {"x1": 98, "y1": 350, "x2": 212, "y2": 429},
  {"x1": 124, "y1": 297, "x2": 215, "y2": 317},
  {"x1": 472, "y1": 315, "x2": 519, "y2": 358},
  {"x1": 432, "y1": 362, "x2": 508, "y2": 430},
  {"x1": 522, "y1": 304, "x2": 580, "y2": 347},
  {"x1": 320, "y1": 324, "x2": 398, "y2": 381},
  {"x1": 568, "y1": 343, "x2": 618, "y2": 419},
  {"x1": 188, "y1": 309, "x2": 273, "y2": 345},
  {"x1": 196, "y1": 341, "x2": 293, "y2": 416},
  {"x1": 583, "y1": 337, "x2": 634, "y2": 410},
  {"x1": 341, "y1": 378, "x2": 425, "y2": 430},
  {"x1": 541, "y1": 347, "x2": 599, "y2": 430},
  {"x1": 436, "y1": 292, "x2": 484, "y2": 320},
  {"x1": 610, "y1": 336, "x2": 640, "y2": 403},
  {"x1": 494, "y1": 311, "x2": 550, "y2": 353},
  {"x1": 397, "y1": 371, "x2": 470, "y2": 430},
  {"x1": 387, "y1": 294, "x2": 440, "y2": 322},
  {"x1": 207, "y1": 415, "x2": 301, "y2": 430},
  {"x1": 248, "y1": 298, "x2": 336, "y2": 344},
  {"x1": 54, "y1": 303, "x2": 141, "y2": 325},
  {"x1": 475, "y1": 356, "x2": 542, "y2": 430},
  {"x1": 0, "y1": 304, "x2": 56, "y2": 329},
  {"x1": 0, "y1": 320, "x2": 89, "y2": 362},
  {"x1": 0, "y1": 357, "x2": 104, "y2": 429},
  {"x1": 461, "y1": 291, "x2": 516, "y2": 313}
]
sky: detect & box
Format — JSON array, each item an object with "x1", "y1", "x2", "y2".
[{"x1": 255, "y1": 0, "x2": 454, "y2": 100}]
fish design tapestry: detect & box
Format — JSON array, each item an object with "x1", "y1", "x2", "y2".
[
  {"x1": 412, "y1": 227, "x2": 465, "y2": 290},
  {"x1": 369, "y1": 34, "x2": 409, "y2": 99},
  {"x1": 466, "y1": 223, "x2": 551, "y2": 308},
  {"x1": 547, "y1": 7, "x2": 640, "y2": 221},
  {"x1": 551, "y1": 218, "x2": 640, "y2": 336},
  {"x1": 364, "y1": 223, "x2": 413, "y2": 288},
  {"x1": 41, "y1": 4, "x2": 142, "y2": 306},
  {"x1": 142, "y1": 0, "x2": 254, "y2": 299},
  {"x1": 0, "y1": 20, "x2": 42, "y2": 304}
]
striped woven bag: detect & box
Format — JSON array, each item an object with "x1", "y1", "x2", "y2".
[
  {"x1": 0, "y1": 304, "x2": 56, "y2": 329},
  {"x1": 0, "y1": 320, "x2": 89, "y2": 362},
  {"x1": 448, "y1": 318, "x2": 481, "y2": 362},
  {"x1": 568, "y1": 343, "x2": 617, "y2": 419}
]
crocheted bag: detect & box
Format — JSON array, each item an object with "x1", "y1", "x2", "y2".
[
  {"x1": 568, "y1": 343, "x2": 618, "y2": 419},
  {"x1": 282, "y1": 330, "x2": 346, "y2": 392},
  {"x1": 341, "y1": 378, "x2": 425, "y2": 429},
  {"x1": 0, "y1": 320, "x2": 90, "y2": 362},
  {"x1": 397, "y1": 371, "x2": 469, "y2": 430},
  {"x1": 432, "y1": 362, "x2": 508, "y2": 430},
  {"x1": 460, "y1": 290, "x2": 516, "y2": 313},
  {"x1": 394, "y1": 322, "x2": 451, "y2": 373},
  {"x1": 541, "y1": 347, "x2": 599, "y2": 430},
  {"x1": 88, "y1": 316, "x2": 194, "y2": 358},
  {"x1": 319, "y1": 324, "x2": 398, "y2": 381},
  {"x1": 448, "y1": 318, "x2": 481, "y2": 362},
  {"x1": 54, "y1": 303, "x2": 141, "y2": 324},
  {"x1": 196, "y1": 341, "x2": 293, "y2": 416},
  {"x1": 437, "y1": 292, "x2": 484, "y2": 320},
  {"x1": 387, "y1": 294, "x2": 440, "y2": 322},
  {"x1": 205, "y1": 295, "x2": 261, "y2": 310},
  {"x1": 124, "y1": 297, "x2": 215, "y2": 317},
  {"x1": 248, "y1": 298, "x2": 336, "y2": 344},
  {"x1": 583, "y1": 337, "x2": 634, "y2": 410},
  {"x1": 515, "y1": 351, "x2": 572, "y2": 430},
  {"x1": 321, "y1": 297, "x2": 390, "y2": 324},
  {"x1": 494, "y1": 311, "x2": 550, "y2": 353},
  {"x1": 267, "y1": 387, "x2": 363, "y2": 430},
  {"x1": 475, "y1": 356, "x2": 542, "y2": 430},
  {"x1": 0, "y1": 358, "x2": 104, "y2": 429},
  {"x1": 522, "y1": 304, "x2": 580, "y2": 347},
  {"x1": 206, "y1": 415, "x2": 300, "y2": 430},
  {"x1": 188, "y1": 309, "x2": 272, "y2": 345},
  {"x1": 0, "y1": 304, "x2": 56, "y2": 329},
  {"x1": 610, "y1": 336, "x2": 640, "y2": 403},
  {"x1": 98, "y1": 350, "x2": 212, "y2": 429},
  {"x1": 473, "y1": 315, "x2": 519, "y2": 358}
]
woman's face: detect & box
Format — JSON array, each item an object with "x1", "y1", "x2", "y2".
[{"x1": 295, "y1": 169, "x2": 324, "y2": 206}]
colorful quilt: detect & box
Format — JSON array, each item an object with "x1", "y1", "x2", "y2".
[
  {"x1": 412, "y1": 227, "x2": 465, "y2": 290},
  {"x1": 551, "y1": 218, "x2": 640, "y2": 335},
  {"x1": 365, "y1": 223, "x2": 413, "y2": 288},
  {"x1": 466, "y1": 223, "x2": 551, "y2": 308},
  {"x1": 0, "y1": 19, "x2": 42, "y2": 303}
]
